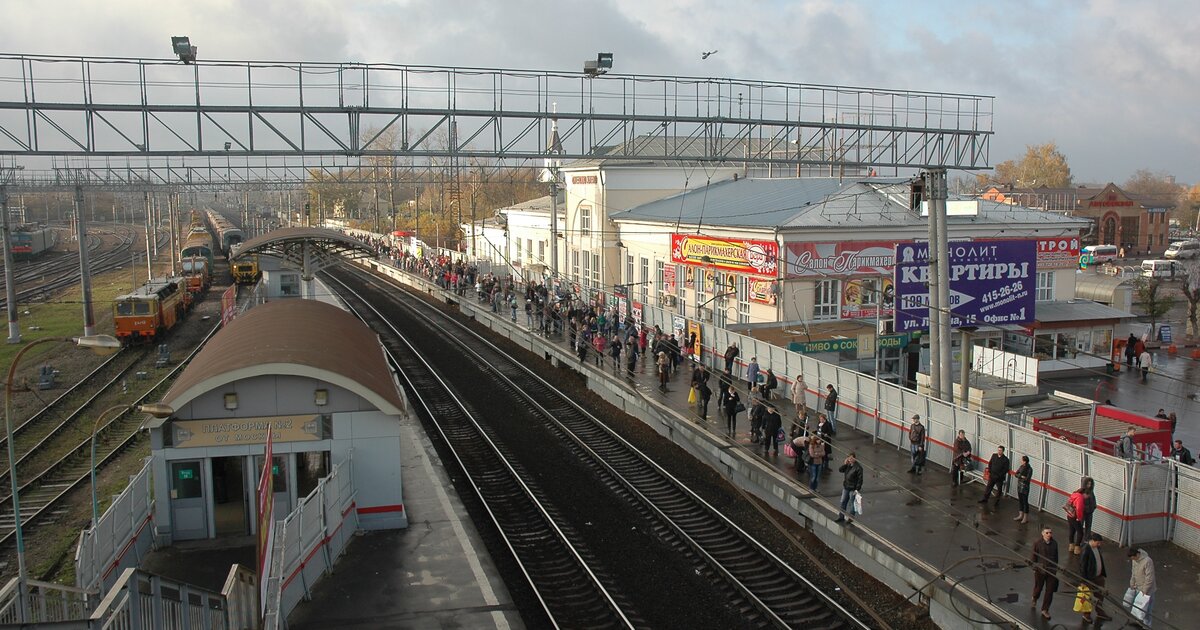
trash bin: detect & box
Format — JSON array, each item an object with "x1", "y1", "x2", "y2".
[{"x1": 1105, "y1": 362, "x2": 1115, "y2": 374}]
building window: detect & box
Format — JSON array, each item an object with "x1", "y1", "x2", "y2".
[
  {"x1": 625, "y1": 255, "x2": 634, "y2": 286},
  {"x1": 580, "y1": 204, "x2": 592, "y2": 233},
  {"x1": 280, "y1": 273, "x2": 300, "y2": 297},
  {"x1": 814, "y1": 279, "x2": 839, "y2": 320},
  {"x1": 571, "y1": 250, "x2": 580, "y2": 283},
  {"x1": 1036, "y1": 271, "x2": 1055, "y2": 302},
  {"x1": 538, "y1": 240, "x2": 545, "y2": 262},
  {"x1": 640, "y1": 257, "x2": 650, "y2": 304},
  {"x1": 582, "y1": 250, "x2": 591, "y2": 290},
  {"x1": 737, "y1": 276, "x2": 751, "y2": 323},
  {"x1": 526, "y1": 239, "x2": 533, "y2": 259},
  {"x1": 656, "y1": 260, "x2": 665, "y2": 303},
  {"x1": 590, "y1": 252, "x2": 601, "y2": 289},
  {"x1": 516, "y1": 238, "x2": 522, "y2": 261}
]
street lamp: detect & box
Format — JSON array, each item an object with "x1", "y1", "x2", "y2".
[
  {"x1": 90, "y1": 403, "x2": 173, "y2": 526},
  {"x1": 4, "y1": 334, "x2": 121, "y2": 621}
]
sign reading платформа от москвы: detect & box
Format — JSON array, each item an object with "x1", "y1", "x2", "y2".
[{"x1": 893, "y1": 240, "x2": 1037, "y2": 332}]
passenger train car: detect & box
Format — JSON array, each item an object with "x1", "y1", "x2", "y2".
[
  {"x1": 11, "y1": 227, "x2": 58, "y2": 261},
  {"x1": 205, "y1": 209, "x2": 244, "y2": 256},
  {"x1": 113, "y1": 277, "x2": 188, "y2": 343}
]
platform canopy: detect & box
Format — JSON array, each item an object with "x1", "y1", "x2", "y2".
[{"x1": 233, "y1": 227, "x2": 376, "y2": 278}]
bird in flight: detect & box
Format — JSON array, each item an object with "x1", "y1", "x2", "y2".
[{"x1": 701, "y1": 50, "x2": 718, "y2": 59}]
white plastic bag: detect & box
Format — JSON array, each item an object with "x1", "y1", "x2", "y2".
[
  {"x1": 1131, "y1": 591, "x2": 1151, "y2": 623},
  {"x1": 852, "y1": 490, "x2": 864, "y2": 515}
]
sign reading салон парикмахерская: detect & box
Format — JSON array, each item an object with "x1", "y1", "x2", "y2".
[{"x1": 893, "y1": 240, "x2": 1036, "y2": 332}]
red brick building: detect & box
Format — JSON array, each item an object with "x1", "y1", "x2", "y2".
[{"x1": 981, "y1": 183, "x2": 1173, "y2": 254}]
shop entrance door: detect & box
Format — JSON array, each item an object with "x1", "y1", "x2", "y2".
[
  {"x1": 169, "y1": 460, "x2": 207, "y2": 540},
  {"x1": 212, "y1": 456, "x2": 248, "y2": 536}
]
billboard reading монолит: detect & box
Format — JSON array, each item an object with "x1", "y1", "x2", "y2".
[{"x1": 893, "y1": 240, "x2": 1036, "y2": 332}]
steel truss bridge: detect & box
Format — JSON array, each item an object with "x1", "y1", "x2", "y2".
[{"x1": 0, "y1": 53, "x2": 993, "y2": 189}]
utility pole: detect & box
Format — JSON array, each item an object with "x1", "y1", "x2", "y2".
[
  {"x1": 143, "y1": 191, "x2": 152, "y2": 281},
  {"x1": 543, "y1": 107, "x2": 563, "y2": 290},
  {"x1": 925, "y1": 171, "x2": 941, "y2": 400},
  {"x1": 930, "y1": 169, "x2": 953, "y2": 402},
  {"x1": 74, "y1": 185, "x2": 96, "y2": 337},
  {"x1": 1, "y1": 183, "x2": 19, "y2": 343}
]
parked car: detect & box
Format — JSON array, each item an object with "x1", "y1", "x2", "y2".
[
  {"x1": 1083, "y1": 244, "x2": 1119, "y2": 263},
  {"x1": 1141, "y1": 259, "x2": 1181, "y2": 278}
]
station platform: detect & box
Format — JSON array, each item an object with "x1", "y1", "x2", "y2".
[
  {"x1": 285, "y1": 395, "x2": 523, "y2": 629},
  {"x1": 538, "y1": 323, "x2": 1197, "y2": 628}
]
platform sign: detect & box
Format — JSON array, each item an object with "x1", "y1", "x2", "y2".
[
  {"x1": 257, "y1": 430, "x2": 275, "y2": 617},
  {"x1": 894, "y1": 240, "x2": 1036, "y2": 332},
  {"x1": 1159, "y1": 325, "x2": 1173, "y2": 343}
]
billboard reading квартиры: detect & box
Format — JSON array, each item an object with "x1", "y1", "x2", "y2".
[{"x1": 893, "y1": 240, "x2": 1036, "y2": 332}]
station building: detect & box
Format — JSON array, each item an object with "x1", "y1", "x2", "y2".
[{"x1": 145, "y1": 298, "x2": 408, "y2": 543}]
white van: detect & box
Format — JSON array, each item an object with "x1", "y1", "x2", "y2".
[
  {"x1": 1083, "y1": 244, "x2": 1118, "y2": 263},
  {"x1": 1142, "y1": 259, "x2": 1180, "y2": 278},
  {"x1": 1165, "y1": 239, "x2": 1200, "y2": 260}
]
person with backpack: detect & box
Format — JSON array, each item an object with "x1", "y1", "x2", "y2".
[
  {"x1": 907, "y1": 415, "x2": 927, "y2": 474},
  {"x1": 723, "y1": 342, "x2": 739, "y2": 373}
]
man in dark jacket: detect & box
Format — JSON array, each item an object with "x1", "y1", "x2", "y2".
[
  {"x1": 978, "y1": 445, "x2": 1010, "y2": 506},
  {"x1": 1079, "y1": 533, "x2": 1109, "y2": 623},
  {"x1": 835, "y1": 452, "x2": 863, "y2": 524},
  {"x1": 723, "y1": 342, "x2": 739, "y2": 373},
  {"x1": 824, "y1": 384, "x2": 839, "y2": 430},
  {"x1": 762, "y1": 405, "x2": 783, "y2": 456},
  {"x1": 1030, "y1": 527, "x2": 1059, "y2": 620},
  {"x1": 1171, "y1": 439, "x2": 1196, "y2": 466}
]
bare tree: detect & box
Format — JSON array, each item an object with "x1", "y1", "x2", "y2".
[
  {"x1": 1180, "y1": 260, "x2": 1200, "y2": 337},
  {"x1": 1132, "y1": 277, "x2": 1176, "y2": 338}
]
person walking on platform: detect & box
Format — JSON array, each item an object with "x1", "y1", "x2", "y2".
[
  {"x1": 722, "y1": 386, "x2": 741, "y2": 434},
  {"x1": 1078, "y1": 533, "x2": 1109, "y2": 623},
  {"x1": 723, "y1": 342, "x2": 739, "y2": 373},
  {"x1": 656, "y1": 351, "x2": 671, "y2": 392},
  {"x1": 978, "y1": 446, "x2": 1010, "y2": 506},
  {"x1": 1014, "y1": 455, "x2": 1033, "y2": 523},
  {"x1": 1170, "y1": 439, "x2": 1196, "y2": 465},
  {"x1": 1030, "y1": 526, "x2": 1059, "y2": 620},
  {"x1": 951, "y1": 430, "x2": 972, "y2": 486},
  {"x1": 816, "y1": 413, "x2": 835, "y2": 476},
  {"x1": 1126, "y1": 548, "x2": 1156, "y2": 626},
  {"x1": 1116, "y1": 428, "x2": 1138, "y2": 460},
  {"x1": 790, "y1": 373, "x2": 808, "y2": 424},
  {"x1": 835, "y1": 452, "x2": 863, "y2": 524},
  {"x1": 1124, "y1": 333, "x2": 1138, "y2": 367},
  {"x1": 907, "y1": 415, "x2": 927, "y2": 474},
  {"x1": 1139, "y1": 349, "x2": 1152, "y2": 382},
  {"x1": 762, "y1": 405, "x2": 783, "y2": 456},
  {"x1": 698, "y1": 378, "x2": 712, "y2": 421},
  {"x1": 824, "y1": 384, "x2": 839, "y2": 430},
  {"x1": 746, "y1": 356, "x2": 760, "y2": 391},
  {"x1": 807, "y1": 436, "x2": 825, "y2": 491},
  {"x1": 1081, "y1": 477, "x2": 1098, "y2": 538},
  {"x1": 1065, "y1": 485, "x2": 1086, "y2": 555}
]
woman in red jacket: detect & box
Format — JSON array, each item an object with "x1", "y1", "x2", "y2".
[{"x1": 1066, "y1": 486, "x2": 1087, "y2": 555}]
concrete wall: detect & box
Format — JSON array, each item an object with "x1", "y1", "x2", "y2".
[{"x1": 331, "y1": 409, "x2": 407, "y2": 529}]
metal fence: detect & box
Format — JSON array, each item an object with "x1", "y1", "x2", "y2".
[
  {"x1": 0, "y1": 578, "x2": 92, "y2": 625},
  {"x1": 263, "y1": 457, "x2": 357, "y2": 629},
  {"x1": 84, "y1": 568, "x2": 230, "y2": 630},
  {"x1": 75, "y1": 458, "x2": 156, "y2": 595}
]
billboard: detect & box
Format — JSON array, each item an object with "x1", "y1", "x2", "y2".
[
  {"x1": 671, "y1": 234, "x2": 778, "y2": 278},
  {"x1": 785, "y1": 240, "x2": 896, "y2": 278},
  {"x1": 840, "y1": 277, "x2": 894, "y2": 319},
  {"x1": 894, "y1": 240, "x2": 1036, "y2": 332}
]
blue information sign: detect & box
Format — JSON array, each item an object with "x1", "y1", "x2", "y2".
[{"x1": 894, "y1": 240, "x2": 1037, "y2": 332}]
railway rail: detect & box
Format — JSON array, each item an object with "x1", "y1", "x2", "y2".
[
  {"x1": 329, "y1": 265, "x2": 874, "y2": 630},
  {"x1": 0, "y1": 323, "x2": 220, "y2": 548}
]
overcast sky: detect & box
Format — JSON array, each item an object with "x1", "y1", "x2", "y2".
[{"x1": 2, "y1": 0, "x2": 1197, "y2": 185}]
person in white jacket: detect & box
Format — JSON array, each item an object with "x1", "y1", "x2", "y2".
[{"x1": 1126, "y1": 548, "x2": 1156, "y2": 625}]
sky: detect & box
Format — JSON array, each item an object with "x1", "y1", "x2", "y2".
[{"x1": 1, "y1": 0, "x2": 1197, "y2": 185}]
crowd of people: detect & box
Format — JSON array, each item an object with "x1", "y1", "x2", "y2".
[{"x1": 374, "y1": 240, "x2": 1173, "y2": 626}]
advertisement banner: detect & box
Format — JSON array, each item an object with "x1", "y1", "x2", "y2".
[
  {"x1": 662, "y1": 264, "x2": 677, "y2": 293},
  {"x1": 256, "y1": 430, "x2": 275, "y2": 617},
  {"x1": 785, "y1": 241, "x2": 896, "y2": 278},
  {"x1": 687, "y1": 321, "x2": 702, "y2": 357},
  {"x1": 1034, "y1": 237, "x2": 1081, "y2": 269},
  {"x1": 221, "y1": 285, "x2": 237, "y2": 325},
  {"x1": 632, "y1": 302, "x2": 643, "y2": 325},
  {"x1": 749, "y1": 278, "x2": 776, "y2": 305},
  {"x1": 671, "y1": 234, "x2": 778, "y2": 278},
  {"x1": 840, "y1": 277, "x2": 894, "y2": 319},
  {"x1": 894, "y1": 240, "x2": 1036, "y2": 332}
]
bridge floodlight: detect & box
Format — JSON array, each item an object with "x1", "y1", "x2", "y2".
[
  {"x1": 171, "y1": 37, "x2": 197, "y2": 64},
  {"x1": 584, "y1": 53, "x2": 613, "y2": 76}
]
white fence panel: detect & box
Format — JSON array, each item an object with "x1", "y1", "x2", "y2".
[
  {"x1": 1170, "y1": 463, "x2": 1200, "y2": 554},
  {"x1": 76, "y1": 458, "x2": 156, "y2": 594},
  {"x1": 1128, "y1": 463, "x2": 1171, "y2": 544}
]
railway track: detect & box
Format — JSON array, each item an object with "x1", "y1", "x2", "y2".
[
  {"x1": 0, "y1": 323, "x2": 220, "y2": 547},
  {"x1": 330, "y1": 266, "x2": 872, "y2": 630},
  {"x1": 0, "y1": 224, "x2": 167, "y2": 311}
]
